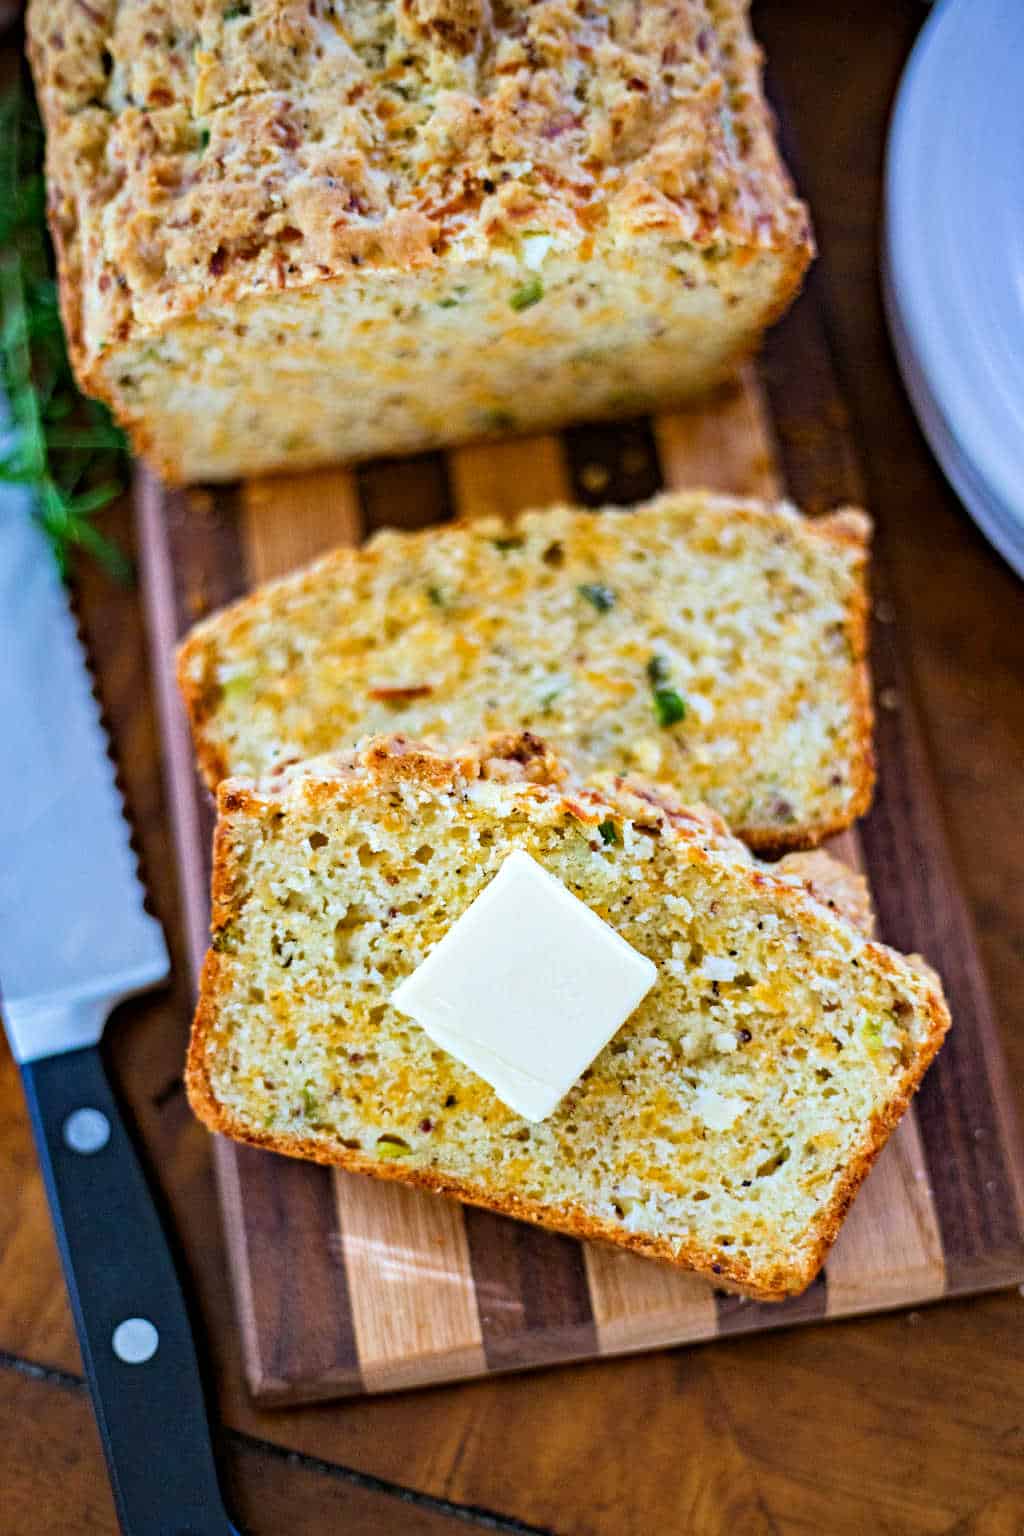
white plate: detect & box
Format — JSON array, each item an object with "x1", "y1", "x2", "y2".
[{"x1": 884, "y1": 0, "x2": 1024, "y2": 579}]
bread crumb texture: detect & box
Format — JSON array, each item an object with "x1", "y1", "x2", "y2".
[
  {"x1": 178, "y1": 492, "x2": 874, "y2": 849},
  {"x1": 187, "y1": 733, "x2": 949, "y2": 1298},
  {"x1": 28, "y1": 0, "x2": 813, "y2": 479}
]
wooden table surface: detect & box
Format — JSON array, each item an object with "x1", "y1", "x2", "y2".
[{"x1": 3, "y1": 4, "x2": 1023, "y2": 1533}]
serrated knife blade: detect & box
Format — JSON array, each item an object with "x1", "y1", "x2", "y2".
[
  {"x1": 0, "y1": 497, "x2": 168, "y2": 1057},
  {"x1": 0, "y1": 487, "x2": 237, "y2": 1536}
]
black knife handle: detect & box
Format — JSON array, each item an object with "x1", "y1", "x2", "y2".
[{"x1": 21, "y1": 1045, "x2": 238, "y2": 1536}]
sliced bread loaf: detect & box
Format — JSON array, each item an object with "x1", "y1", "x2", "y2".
[
  {"x1": 28, "y1": 1, "x2": 811, "y2": 481},
  {"x1": 178, "y1": 491, "x2": 874, "y2": 851},
  {"x1": 187, "y1": 732, "x2": 948, "y2": 1299}
]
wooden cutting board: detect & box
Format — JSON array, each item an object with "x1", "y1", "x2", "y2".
[{"x1": 136, "y1": 267, "x2": 1024, "y2": 1406}]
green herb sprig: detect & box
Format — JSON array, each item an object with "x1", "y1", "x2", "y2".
[{"x1": 1, "y1": 80, "x2": 130, "y2": 581}]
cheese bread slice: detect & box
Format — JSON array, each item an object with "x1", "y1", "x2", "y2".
[
  {"x1": 187, "y1": 733, "x2": 948, "y2": 1299},
  {"x1": 178, "y1": 491, "x2": 874, "y2": 851}
]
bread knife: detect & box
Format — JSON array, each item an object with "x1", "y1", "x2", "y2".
[{"x1": 0, "y1": 500, "x2": 239, "y2": 1535}]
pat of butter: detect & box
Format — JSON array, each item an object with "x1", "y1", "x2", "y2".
[{"x1": 390, "y1": 850, "x2": 657, "y2": 1121}]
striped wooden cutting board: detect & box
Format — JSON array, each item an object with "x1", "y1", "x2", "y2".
[{"x1": 137, "y1": 272, "x2": 1024, "y2": 1405}]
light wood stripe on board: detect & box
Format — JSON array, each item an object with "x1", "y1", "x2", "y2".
[
  {"x1": 584, "y1": 1246, "x2": 717, "y2": 1355},
  {"x1": 242, "y1": 468, "x2": 361, "y2": 580},
  {"x1": 826, "y1": 1113, "x2": 945, "y2": 1314},
  {"x1": 448, "y1": 434, "x2": 568, "y2": 520},
  {"x1": 655, "y1": 368, "x2": 782, "y2": 501},
  {"x1": 333, "y1": 1176, "x2": 486, "y2": 1393}
]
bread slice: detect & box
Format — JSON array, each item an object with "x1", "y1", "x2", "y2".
[
  {"x1": 177, "y1": 491, "x2": 874, "y2": 851},
  {"x1": 187, "y1": 732, "x2": 949, "y2": 1300},
  {"x1": 28, "y1": 0, "x2": 811, "y2": 482}
]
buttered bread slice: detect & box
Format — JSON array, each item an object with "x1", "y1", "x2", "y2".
[
  {"x1": 178, "y1": 491, "x2": 874, "y2": 850},
  {"x1": 187, "y1": 733, "x2": 948, "y2": 1300}
]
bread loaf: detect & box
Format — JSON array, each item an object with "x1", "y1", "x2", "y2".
[
  {"x1": 187, "y1": 732, "x2": 949, "y2": 1299},
  {"x1": 27, "y1": 0, "x2": 812, "y2": 482},
  {"x1": 178, "y1": 491, "x2": 874, "y2": 850}
]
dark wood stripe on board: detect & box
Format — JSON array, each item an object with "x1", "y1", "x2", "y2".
[
  {"x1": 715, "y1": 1271, "x2": 828, "y2": 1335},
  {"x1": 219, "y1": 1144, "x2": 363, "y2": 1404},
  {"x1": 157, "y1": 478, "x2": 250, "y2": 628},
  {"x1": 135, "y1": 472, "x2": 248, "y2": 976},
  {"x1": 463, "y1": 1207, "x2": 597, "y2": 1371},
  {"x1": 858, "y1": 623, "x2": 1024, "y2": 1288},
  {"x1": 758, "y1": 294, "x2": 860, "y2": 516},
  {"x1": 562, "y1": 416, "x2": 663, "y2": 508},
  {"x1": 357, "y1": 451, "x2": 454, "y2": 534}
]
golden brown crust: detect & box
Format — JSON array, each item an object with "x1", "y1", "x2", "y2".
[{"x1": 187, "y1": 730, "x2": 948, "y2": 1299}]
